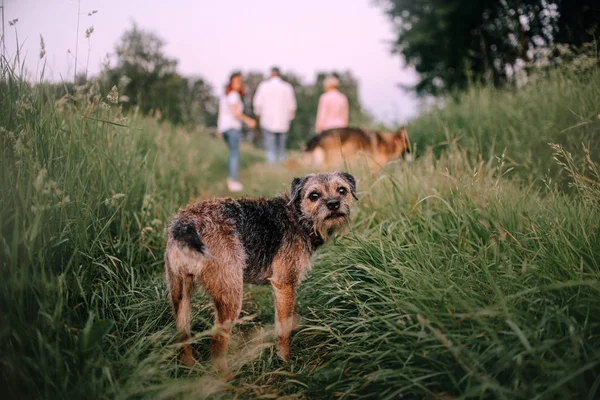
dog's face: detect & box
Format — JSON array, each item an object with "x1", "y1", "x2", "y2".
[{"x1": 290, "y1": 172, "x2": 357, "y2": 239}]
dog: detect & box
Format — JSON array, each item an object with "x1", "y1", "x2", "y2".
[
  {"x1": 164, "y1": 172, "x2": 357, "y2": 372},
  {"x1": 299, "y1": 127, "x2": 411, "y2": 171}
]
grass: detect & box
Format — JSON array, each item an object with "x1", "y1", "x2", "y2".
[
  {"x1": 406, "y1": 67, "x2": 600, "y2": 187},
  {"x1": 1, "y1": 64, "x2": 599, "y2": 399}
]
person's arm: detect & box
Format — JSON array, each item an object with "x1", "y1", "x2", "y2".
[
  {"x1": 315, "y1": 94, "x2": 327, "y2": 133},
  {"x1": 253, "y1": 84, "x2": 263, "y2": 117},
  {"x1": 230, "y1": 104, "x2": 256, "y2": 128},
  {"x1": 288, "y1": 85, "x2": 297, "y2": 121},
  {"x1": 229, "y1": 93, "x2": 256, "y2": 128}
]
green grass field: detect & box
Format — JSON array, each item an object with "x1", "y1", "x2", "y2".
[{"x1": 1, "y1": 66, "x2": 599, "y2": 399}]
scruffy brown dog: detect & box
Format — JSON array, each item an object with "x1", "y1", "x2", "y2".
[
  {"x1": 306, "y1": 127, "x2": 411, "y2": 170},
  {"x1": 165, "y1": 172, "x2": 357, "y2": 372}
]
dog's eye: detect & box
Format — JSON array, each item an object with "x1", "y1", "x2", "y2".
[
  {"x1": 308, "y1": 192, "x2": 320, "y2": 202},
  {"x1": 337, "y1": 187, "x2": 348, "y2": 196}
]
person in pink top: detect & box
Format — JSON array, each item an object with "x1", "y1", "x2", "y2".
[{"x1": 315, "y1": 75, "x2": 349, "y2": 134}]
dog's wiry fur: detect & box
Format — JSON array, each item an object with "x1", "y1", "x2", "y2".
[
  {"x1": 295, "y1": 126, "x2": 411, "y2": 171},
  {"x1": 165, "y1": 172, "x2": 357, "y2": 372}
]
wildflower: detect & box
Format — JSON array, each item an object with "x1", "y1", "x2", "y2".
[
  {"x1": 39, "y1": 35, "x2": 46, "y2": 59},
  {"x1": 85, "y1": 26, "x2": 94, "y2": 39},
  {"x1": 100, "y1": 101, "x2": 110, "y2": 110},
  {"x1": 34, "y1": 168, "x2": 48, "y2": 193},
  {"x1": 87, "y1": 81, "x2": 99, "y2": 96},
  {"x1": 31, "y1": 205, "x2": 48, "y2": 214},
  {"x1": 0, "y1": 127, "x2": 16, "y2": 142},
  {"x1": 33, "y1": 167, "x2": 70, "y2": 209},
  {"x1": 15, "y1": 100, "x2": 33, "y2": 111},
  {"x1": 141, "y1": 194, "x2": 154, "y2": 218},
  {"x1": 55, "y1": 94, "x2": 71, "y2": 111},
  {"x1": 141, "y1": 226, "x2": 154, "y2": 241},
  {"x1": 104, "y1": 193, "x2": 125, "y2": 206},
  {"x1": 119, "y1": 75, "x2": 131, "y2": 88},
  {"x1": 151, "y1": 219, "x2": 163, "y2": 227},
  {"x1": 106, "y1": 86, "x2": 119, "y2": 104},
  {"x1": 43, "y1": 180, "x2": 58, "y2": 196},
  {"x1": 142, "y1": 194, "x2": 153, "y2": 209},
  {"x1": 114, "y1": 116, "x2": 127, "y2": 124}
]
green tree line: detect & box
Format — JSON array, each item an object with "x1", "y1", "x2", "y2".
[
  {"x1": 376, "y1": 0, "x2": 599, "y2": 95},
  {"x1": 96, "y1": 24, "x2": 371, "y2": 149},
  {"x1": 71, "y1": 2, "x2": 597, "y2": 143}
]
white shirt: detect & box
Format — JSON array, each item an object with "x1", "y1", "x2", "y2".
[
  {"x1": 253, "y1": 76, "x2": 297, "y2": 132},
  {"x1": 217, "y1": 91, "x2": 243, "y2": 132}
]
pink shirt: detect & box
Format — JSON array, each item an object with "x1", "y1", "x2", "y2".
[{"x1": 315, "y1": 89, "x2": 349, "y2": 133}]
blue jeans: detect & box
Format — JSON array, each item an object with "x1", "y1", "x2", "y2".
[
  {"x1": 223, "y1": 129, "x2": 241, "y2": 180},
  {"x1": 262, "y1": 129, "x2": 287, "y2": 164}
]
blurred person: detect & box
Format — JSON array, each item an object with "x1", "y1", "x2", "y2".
[
  {"x1": 217, "y1": 72, "x2": 256, "y2": 192},
  {"x1": 315, "y1": 75, "x2": 349, "y2": 134},
  {"x1": 253, "y1": 67, "x2": 297, "y2": 164}
]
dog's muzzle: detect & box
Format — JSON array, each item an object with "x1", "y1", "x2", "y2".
[
  {"x1": 326, "y1": 211, "x2": 347, "y2": 220},
  {"x1": 326, "y1": 199, "x2": 340, "y2": 211}
]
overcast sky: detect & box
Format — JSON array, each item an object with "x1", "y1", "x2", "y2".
[{"x1": 4, "y1": 0, "x2": 420, "y2": 124}]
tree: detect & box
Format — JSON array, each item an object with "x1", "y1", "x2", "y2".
[
  {"x1": 102, "y1": 23, "x2": 217, "y2": 126},
  {"x1": 555, "y1": 0, "x2": 600, "y2": 47},
  {"x1": 104, "y1": 23, "x2": 178, "y2": 117},
  {"x1": 378, "y1": 0, "x2": 558, "y2": 95},
  {"x1": 181, "y1": 77, "x2": 218, "y2": 127},
  {"x1": 241, "y1": 71, "x2": 266, "y2": 117}
]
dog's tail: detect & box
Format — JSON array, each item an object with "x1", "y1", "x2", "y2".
[{"x1": 168, "y1": 217, "x2": 205, "y2": 254}]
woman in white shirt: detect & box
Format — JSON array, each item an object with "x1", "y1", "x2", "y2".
[{"x1": 217, "y1": 72, "x2": 256, "y2": 192}]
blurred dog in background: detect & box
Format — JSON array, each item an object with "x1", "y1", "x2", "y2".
[{"x1": 289, "y1": 127, "x2": 411, "y2": 171}]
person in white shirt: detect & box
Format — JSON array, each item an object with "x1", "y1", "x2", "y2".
[
  {"x1": 217, "y1": 72, "x2": 256, "y2": 192},
  {"x1": 252, "y1": 67, "x2": 297, "y2": 164}
]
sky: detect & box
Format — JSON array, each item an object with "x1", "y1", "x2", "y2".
[{"x1": 3, "y1": 0, "x2": 420, "y2": 124}]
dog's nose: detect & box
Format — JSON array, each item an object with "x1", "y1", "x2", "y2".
[{"x1": 326, "y1": 199, "x2": 340, "y2": 211}]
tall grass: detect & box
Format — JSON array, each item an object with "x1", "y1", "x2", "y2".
[
  {"x1": 407, "y1": 67, "x2": 600, "y2": 186},
  {"x1": 0, "y1": 76, "x2": 238, "y2": 398},
  {"x1": 292, "y1": 148, "x2": 600, "y2": 398},
  {"x1": 1, "y1": 63, "x2": 599, "y2": 399}
]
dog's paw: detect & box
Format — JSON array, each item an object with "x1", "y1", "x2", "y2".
[
  {"x1": 277, "y1": 347, "x2": 290, "y2": 363},
  {"x1": 180, "y1": 349, "x2": 197, "y2": 368}
]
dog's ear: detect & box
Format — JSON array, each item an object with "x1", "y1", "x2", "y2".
[
  {"x1": 397, "y1": 127, "x2": 410, "y2": 147},
  {"x1": 289, "y1": 176, "x2": 308, "y2": 204},
  {"x1": 396, "y1": 127, "x2": 412, "y2": 160},
  {"x1": 338, "y1": 172, "x2": 358, "y2": 200}
]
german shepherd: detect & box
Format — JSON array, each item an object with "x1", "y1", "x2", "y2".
[{"x1": 297, "y1": 127, "x2": 411, "y2": 171}]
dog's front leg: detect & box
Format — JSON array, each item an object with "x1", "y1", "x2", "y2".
[{"x1": 270, "y1": 278, "x2": 296, "y2": 363}]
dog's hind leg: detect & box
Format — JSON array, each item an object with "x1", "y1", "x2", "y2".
[
  {"x1": 209, "y1": 280, "x2": 243, "y2": 374},
  {"x1": 167, "y1": 266, "x2": 196, "y2": 367}
]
